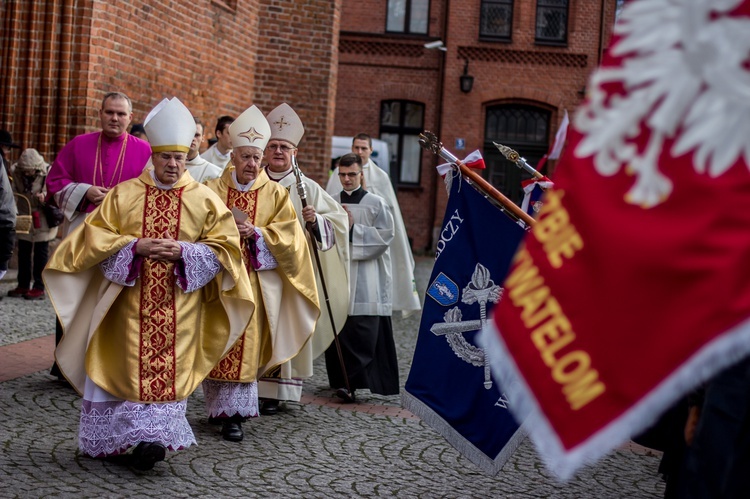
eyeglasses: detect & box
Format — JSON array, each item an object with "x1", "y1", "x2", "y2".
[
  {"x1": 338, "y1": 172, "x2": 361, "y2": 178},
  {"x1": 267, "y1": 144, "x2": 295, "y2": 153},
  {"x1": 158, "y1": 153, "x2": 186, "y2": 163}
]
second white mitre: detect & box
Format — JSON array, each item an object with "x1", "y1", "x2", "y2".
[
  {"x1": 266, "y1": 103, "x2": 304, "y2": 146},
  {"x1": 229, "y1": 105, "x2": 271, "y2": 151}
]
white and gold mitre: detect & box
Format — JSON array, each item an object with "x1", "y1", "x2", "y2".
[
  {"x1": 229, "y1": 105, "x2": 271, "y2": 151},
  {"x1": 143, "y1": 97, "x2": 196, "y2": 153},
  {"x1": 266, "y1": 103, "x2": 304, "y2": 147}
]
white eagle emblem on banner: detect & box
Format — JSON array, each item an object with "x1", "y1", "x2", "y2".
[{"x1": 574, "y1": 0, "x2": 750, "y2": 208}]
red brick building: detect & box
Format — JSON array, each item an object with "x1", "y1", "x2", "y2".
[
  {"x1": 0, "y1": 0, "x2": 341, "y2": 185},
  {"x1": 335, "y1": 0, "x2": 619, "y2": 251},
  {"x1": 1, "y1": 0, "x2": 619, "y2": 253}
]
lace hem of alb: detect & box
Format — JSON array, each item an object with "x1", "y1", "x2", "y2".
[
  {"x1": 78, "y1": 398, "x2": 196, "y2": 457},
  {"x1": 202, "y1": 380, "x2": 259, "y2": 418}
]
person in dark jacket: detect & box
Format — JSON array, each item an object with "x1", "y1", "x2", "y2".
[{"x1": 0, "y1": 130, "x2": 20, "y2": 286}]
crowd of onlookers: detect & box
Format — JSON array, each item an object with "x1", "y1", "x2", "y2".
[{"x1": 0, "y1": 130, "x2": 61, "y2": 301}]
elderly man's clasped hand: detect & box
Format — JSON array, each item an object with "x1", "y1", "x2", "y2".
[{"x1": 135, "y1": 232, "x2": 182, "y2": 261}]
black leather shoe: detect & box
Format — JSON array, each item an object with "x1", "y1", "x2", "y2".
[
  {"x1": 259, "y1": 399, "x2": 279, "y2": 415},
  {"x1": 207, "y1": 416, "x2": 222, "y2": 425},
  {"x1": 221, "y1": 421, "x2": 244, "y2": 442},
  {"x1": 335, "y1": 388, "x2": 356, "y2": 403},
  {"x1": 130, "y1": 442, "x2": 166, "y2": 471}
]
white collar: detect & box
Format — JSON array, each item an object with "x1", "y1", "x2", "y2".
[
  {"x1": 149, "y1": 170, "x2": 178, "y2": 190},
  {"x1": 266, "y1": 166, "x2": 293, "y2": 181},
  {"x1": 214, "y1": 145, "x2": 231, "y2": 159},
  {"x1": 232, "y1": 171, "x2": 255, "y2": 192}
]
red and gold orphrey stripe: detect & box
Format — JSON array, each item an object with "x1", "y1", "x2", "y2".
[
  {"x1": 208, "y1": 188, "x2": 257, "y2": 381},
  {"x1": 138, "y1": 185, "x2": 184, "y2": 401}
]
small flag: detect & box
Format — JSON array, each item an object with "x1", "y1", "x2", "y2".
[
  {"x1": 548, "y1": 110, "x2": 569, "y2": 160},
  {"x1": 520, "y1": 177, "x2": 554, "y2": 215},
  {"x1": 403, "y1": 170, "x2": 527, "y2": 474},
  {"x1": 536, "y1": 110, "x2": 569, "y2": 172},
  {"x1": 437, "y1": 150, "x2": 486, "y2": 177}
]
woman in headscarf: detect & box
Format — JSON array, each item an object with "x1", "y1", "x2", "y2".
[{"x1": 9, "y1": 148, "x2": 58, "y2": 300}]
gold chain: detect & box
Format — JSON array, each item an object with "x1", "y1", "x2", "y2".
[{"x1": 94, "y1": 132, "x2": 128, "y2": 188}]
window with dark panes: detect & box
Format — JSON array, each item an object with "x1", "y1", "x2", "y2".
[
  {"x1": 483, "y1": 105, "x2": 550, "y2": 205},
  {"x1": 380, "y1": 100, "x2": 425, "y2": 186},
  {"x1": 386, "y1": 0, "x2": 429, "y2": 35},
  {"x1": 480, "y1": 0, "x2": 513, "y2": 40},
  {"x1": 535, "y1": 0, "x2": 568, "y2": 44}
]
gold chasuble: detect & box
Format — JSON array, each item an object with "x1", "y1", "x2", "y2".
[
  {"x1": 44, "y1": 170, "x2": 255, "y2": 402},
  {"x1": 204, "y1": 168, "x2": 319, "y2": 382}
]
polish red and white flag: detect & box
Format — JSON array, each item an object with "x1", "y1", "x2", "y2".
[
  {"x1": 436, "y1": 150, "x2": 486, "y2": 176},
  {"x1": 480, "y1": 0, "x2": 750, "y2": 479},
  {"x1": 536, "y1": 110, "x2": 569, "y2": 172}
]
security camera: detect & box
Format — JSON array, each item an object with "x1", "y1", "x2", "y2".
[{"x1": 423, "y1": 40, "x2": 446, "y2": 50}]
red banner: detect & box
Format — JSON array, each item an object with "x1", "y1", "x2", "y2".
[{"x1": 481, "y1": 0, "x2": 750, "y2": 479}]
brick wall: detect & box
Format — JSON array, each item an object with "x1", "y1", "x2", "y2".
[
  {"x1": 253, "y1": 0, "x2": 343, "y2": 185},
  {"x1": 334, "y1": 0, "x2": 617, "y2": 251},
  {"x1": 1, "y1": 0, "x2": 617, "y2": 253},
  {"x1": 0, "y1": 0, "x2": 94, "y2": 162},
  {"x1": 0, "y1": 0, "x2": 340, "y2": 182},
  {"x1": 432, "y1": 0, "x2": 617, "y2": 232},
  {"x1": 335, "y1": 0, "x2": 445, "y2": 252}
]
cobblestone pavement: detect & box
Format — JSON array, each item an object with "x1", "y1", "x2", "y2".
[{"x1": 0, "y1": 258, "x2": 666, "y2": 498}]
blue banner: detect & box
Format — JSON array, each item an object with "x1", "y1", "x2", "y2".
[{"x1": 402, "y1": 174, "x2": 527, "y2": 474}]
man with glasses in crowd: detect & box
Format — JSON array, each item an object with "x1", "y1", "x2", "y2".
[
  {"x1": 325, "y1": 152, "x2": 398, "y2": 399},
  {"x1": 327, "y1": 133, "x2": 420, "y2": 318},
  {"x1": 258, "y1": 103, "x2": 350, "y2": 413}
]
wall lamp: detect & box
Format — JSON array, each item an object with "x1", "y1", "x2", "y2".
[{"x1": 460, "y1": 59, "x2": 474, "y2": 94}]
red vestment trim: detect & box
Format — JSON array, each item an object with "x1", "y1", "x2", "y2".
[
  {"x1": 208, "y1": 188, "x2": 258, "y2": 381},
  {"x1": 138, "y1": 185, "x2": 184, "y2": 401}
]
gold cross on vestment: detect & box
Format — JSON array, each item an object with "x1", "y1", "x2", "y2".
[
  {"x1": 239, "y1": 127, "x2": 265, "y2": 143},
  {"x1": 274, "y1": 116, "x2": 290, "y2": 130}
]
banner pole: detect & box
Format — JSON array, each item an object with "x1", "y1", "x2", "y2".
[
  {"x1": 493, "y1": 142, "x2": 546, "y2": 181},
  {"x1": 419, "y1": 131, "x2": 536, "y2": 229},
  {"x1": 291, "y1": 155, "x2": 355, "y2": 402}
]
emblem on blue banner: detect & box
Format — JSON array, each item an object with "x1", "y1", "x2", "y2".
[
  {"x1": 430, "y1": 263, "x2": 503, "y2": 390},
  {"x1": 427, "y1": 272, "x2": 459, "y2": 306}
]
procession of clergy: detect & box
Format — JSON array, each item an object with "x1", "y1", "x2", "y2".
[{"x1": 42, "y1": 93, "x2": 421, "y2": 471}]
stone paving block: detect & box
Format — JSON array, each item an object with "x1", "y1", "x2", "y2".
[{"x1": 0, "y1": 258, "x2": 666, "y2": 498}]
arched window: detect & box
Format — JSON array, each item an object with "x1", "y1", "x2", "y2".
[
  {"x1": 380, "y1": 100, "x2": 425, "y2": 186},
  {"x1": 483, "y1": 104, "x2": 550, "y2": 204}
]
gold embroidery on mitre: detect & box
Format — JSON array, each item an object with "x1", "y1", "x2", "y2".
[
  {"x1": 273, "y1": 116, "x2": 290, "y2": 130},
  {"x1": 139, "y1": 186, "x2": 183, "y2": 402},
  {"x1": 239, "y1": 127, "x2": 265, "y2": 143}
]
